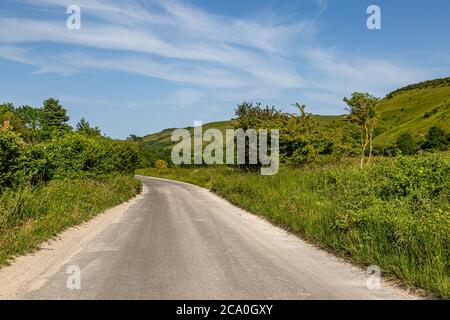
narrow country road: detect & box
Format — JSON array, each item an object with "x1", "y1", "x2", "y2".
[{"x1": 1, "y1": 176, "x2": 416, "y2": 299}]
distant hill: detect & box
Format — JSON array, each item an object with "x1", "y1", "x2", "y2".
[
  {"x1": 142, "y1": 77, "x2": 450, "y2": 152},
  {"x1": 143, "y1": 120, "x2": 234, "y2": 152},
  {"x1": 373, "y1": 77, "x2": 450, "y2": 148},
  {"x1": 142, "y1": 116, "x2": 341, "y2": 152}
]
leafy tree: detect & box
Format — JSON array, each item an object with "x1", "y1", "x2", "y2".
[
  {"x1": 396, "y1": 133, "x2": 417, "y2": 155},
  {"x1": 41, "y1": 98, "x2": 71, "y2": 136},
  {"x1": 76, "y1": 117, "x2": 101, "y2": 137},
  {"x1": 422, "y1": 126, "x2": 448, "y2": 150},
  {"x1": 0, "y1": 102, "x2": 28, "y2": 139},
  {"x1": 234, "y1": 102, "x2": 287, "y2": 170},
  {"x1": 15, "y1": 105, "x2": 43, "y2": 143},
  {"x1": 15, "y1": 106, "x2": 42, "y2": 130},
  {"x1": 127, "y1": 134, "x2": 144, "y2": 142},
  {"x1": 233, "y1": 102, "x2": 350, "y2": 167},
  {"x1": 343, "y1": 92, "x2": 379, "y2": 168},
  {"x1": 0, "y1": 102, "x2": 14, "y2": 115},
  {"x1": 0, "y1": 129, "x2": 23, "y2": 189}
]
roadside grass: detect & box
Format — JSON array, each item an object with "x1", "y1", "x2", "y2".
[
  {"x1": 0, "y1": 175, "x2": 141, "y2": 266},
  {"x1": 137, "y1": 155, "x2": 449, "y2": 298}
]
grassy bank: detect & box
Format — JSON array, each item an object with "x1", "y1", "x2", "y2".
[
  {"x1": 137, "y1": 155, "x2": 449, "y2": 298},
  {"x1": 0, "y1": 175, "x2": 141, "y2": 266}
]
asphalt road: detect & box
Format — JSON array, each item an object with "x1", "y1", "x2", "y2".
[{"x1": 19, "y1": 176, "x2": 414, "y2": 299}]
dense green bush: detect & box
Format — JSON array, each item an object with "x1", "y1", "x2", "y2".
[
  {"x1": 422, "y1": 126, "x2": 448, "y2": 151},
  {"x1": 233, "y1": 102, "x2": 359, "y2": 168},
  {"x1": 0, "y1": 130, "x2": 24, "y2": 189},
  {"x1": 42, "y1": 133, "x2": 140, "y2": 179},
  {"x1": 396, "y1": 133, "x2": 417, "y2": 155},
  {"x1": 0, "y1": 130, "x2": 140, "y2": 190}
]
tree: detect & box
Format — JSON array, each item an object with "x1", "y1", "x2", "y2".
[
  {"x1": 76, "y1": 117, "x2": 101, "y2": 136},
  {"x1": 127, "y1": 134, "x2": 144, "y2": 142},
  {"x1": 0, "y1": 129, "x2": 23, "y2": 189},
  {"x1": 396, "y1": 133, "x2": 417, "y2": 155},
  {"x1": 343, "y1": 92, "x2": 379, "y2": 168},
  {"x1": 0, "y1": 102, "x2": 29, "y2": 139},
  {"x1": 0, "y1": 102, "x2": 14, "y2": 115},
  {"x1": 15, "y1": 105, "x2": 43, "y2": 143},
  {"x1": 422, "y1": 126, "x2": 448, "y2": 150},
  {"x1": 41, "y1": 98, "x2": 71, "y2": 136}
]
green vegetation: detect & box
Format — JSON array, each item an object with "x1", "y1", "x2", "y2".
[
  {"x1": 422, "y1": 126, "x2": 449, "y2": 151},
  {"x1": 140, "y1": 120, "x2": 234, "y2": 166},
  {"x1": 141, "y1": 78, "x2": 450, "y2": 161},
  {"x1": 0, "y1": 176, "x2": 141, "y2": 265},
  {"x1": 137, "y1": 154, "x2": 450, "y2": 298},
  {"x1": 396, "y1": 133, "x2": 417, "y2": 155},
  {"x1": 2, "y1": 77, "x2": 449, "y2": 297},
  {"x1": 386, "y1": 77, "x2": 450, "y2": 99},
  {"x1": 1, "y1": 98, "x2": 142, "y2": 265},
  {"x1": 374, "y1": 79, "x2": 450, "y2": 148},
  {"x1": 136, "y1": 79, "x2": 450, "y2": 298},
  {"x1": 343, "y1": 92, "x2": 379, "y2": 167}
]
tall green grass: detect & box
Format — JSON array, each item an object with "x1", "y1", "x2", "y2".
[
  {"x1": 137, "y1": 155, "x2": 449, "y2": 298},
  {"x1": 0, "y1": 175, "x2": 141, "y2": 266}
]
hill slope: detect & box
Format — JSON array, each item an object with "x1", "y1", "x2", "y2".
[
  {"x1": 142, "y1": 116, "x2": 341, "y2": 152},
  {"x1": 373, "y1": 78, "x2": 450, "y2": 148},
  {"x1": 143, "y1": 120, "x2": 234, "y2": 151},
  {"x1": 143, "y1": 78, "x2": 450, "y2": 152}
]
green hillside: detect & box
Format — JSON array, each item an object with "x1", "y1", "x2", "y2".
[
  {"x1": 373, "y1": 78, "x2": 450, "y2": 148},
  {"x1": 143, "y1": 120, "x2": 234, "y2": 151},
  {"x1": 143, "y1": 78, "x2": 450, "y2": 153},
  {"x1": 142, "y1": 116, "x2": 341, "y2": 152}
]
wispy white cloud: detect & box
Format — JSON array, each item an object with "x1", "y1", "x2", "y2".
[
  {"x1": 0, "y1": 0, "x2": 307, "y2": 91},
  {"x1": 0, "y1": 0, "x2": 430, "y2": 110},
  {"x1": 169, "y1": 88, "x2": 204, "y2": 108},
  {"x1": 304, "y1": 47, "x2": 425, "y2": 96}
]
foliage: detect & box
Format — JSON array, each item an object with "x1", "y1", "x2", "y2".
[
  {"x1": 138, "y1": 154, "x2": 450, "y2": 298},
  {"x1": 0, "y1": 129, "x2": 24, "y2": 189},
  {"x1": 396, "y1": 133, "x2": 417, "y2": 155},
  {"x1": 41, "y1": 98, "x2": 71, "y2": 137},
  {"x1": 14, "y1": 105, "x2": 43, "y2": 143},
  {"x1": 0, "y1": 104, "x2": 28, "y2": 139},
  {"x1": 0, "y1": 98, "x2": 143, "y2": 267},
  {"x1": 386, "y1": 77, "x2": 450, "y2": 99},
  {"x1": 373, "y1": 83, "x2": 450, "y2": 149},
  {"x1": 0, "y1": 175, "x2": 141, "y2": 265},
  {"x1": 422, "y1": 126, "x2": 448, "y2": 151},
  {"x1": 233, "y1": 102, "x2": 359, "y2": 168},
  {"x1": 154, "y1": 159, "x2": 168, "y2": 169},
  {"x1": 344, "y1": 92, "x2": 379, "y2": 168},
  {"x1": 0, "y1": 103, "x2": 14, "y2": 114},
  {"x1": 76, "y1": 117, "x2": 101, "y2": 137}
]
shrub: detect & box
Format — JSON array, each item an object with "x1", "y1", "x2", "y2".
[
  {"x1": 422, "y1": 126, "x2": 448, "y2": 150},
  {"x1": 0, "y1": 129, "x2": 23, "y2": 189},
  {"x1": 396, "y1": 133, "x2": 417, "y2": 155},
  {"x1": 1, "y1": 131, "x2": 140, "y2": 190},
  {"x1": 42, "y1": 133, "x2": 140, "y2": 179},
  {"x1": 154, "y1": 159, "x2": 168, "y2": 169}
]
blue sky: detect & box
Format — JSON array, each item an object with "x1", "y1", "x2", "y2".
[{"x1": 0, "y1": 0, "x2": 449, "y2": 138}]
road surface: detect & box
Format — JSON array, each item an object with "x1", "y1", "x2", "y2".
[{"x1": 0, "y1": 176, "x2": 416, "y2": 299}]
